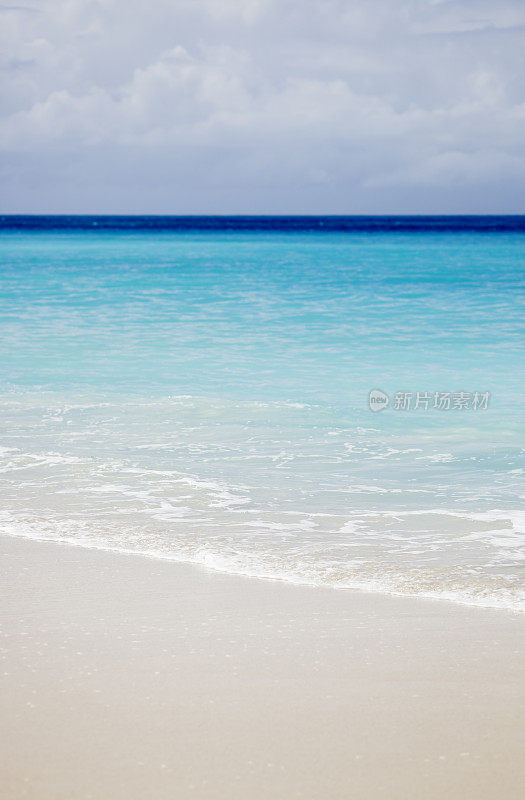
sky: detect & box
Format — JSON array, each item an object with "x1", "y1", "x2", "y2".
[{"x1": 1, "y1": 0, "x2": 524, "y2": 214}]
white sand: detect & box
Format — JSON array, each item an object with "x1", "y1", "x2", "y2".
[{"x1": 1, "y1": 535, "x2": 524, "y2": 799}]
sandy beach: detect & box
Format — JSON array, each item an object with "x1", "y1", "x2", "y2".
[{"x1": 0, "y1": 535, "x2": 523, "y2": 799}]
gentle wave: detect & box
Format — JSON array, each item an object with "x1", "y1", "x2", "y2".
[
  {"x1": 0, "y1": 432, "x2": 523, "y2": 617},
  {"x1": 0, "y1": 500, "x2": 525, "y2": 612}
]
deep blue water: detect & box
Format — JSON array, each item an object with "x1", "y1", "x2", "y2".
[{"x1": 2, "y1": 214, "x2": 525, "y2": 232}]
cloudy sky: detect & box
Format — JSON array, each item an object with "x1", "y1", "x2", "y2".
[{"x1": 1, "y1": 0, "x2": 524, "y2": 213}]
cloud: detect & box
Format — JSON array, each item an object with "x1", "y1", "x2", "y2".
[{"x1": 1, "y1": 0, "x2": 524, "y2": 212}]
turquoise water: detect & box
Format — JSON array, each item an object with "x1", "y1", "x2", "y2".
[{"x1": 1, "y1": 221, "x2": 524, "y2": 609}]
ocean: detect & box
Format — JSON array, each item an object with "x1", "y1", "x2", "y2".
[{"x1": 0, "y1": 216, "x2": 524, "y2": 610}]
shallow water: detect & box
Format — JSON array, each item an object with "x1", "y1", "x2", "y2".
[{"x1": 0, "y1": 218, "x2": 523, "y2": 609}]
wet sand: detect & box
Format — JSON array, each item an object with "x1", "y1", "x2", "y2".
[{"x1": 1, "y1": 535, "x2": 524, "y2": 799}]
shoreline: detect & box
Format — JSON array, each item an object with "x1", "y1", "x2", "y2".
[
  {"x1": 1, "y1": 534, "x2": 524, "y2": 799},
  {"x1": 1, "y1": 531, "x2": 521, "y2": 615}
]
